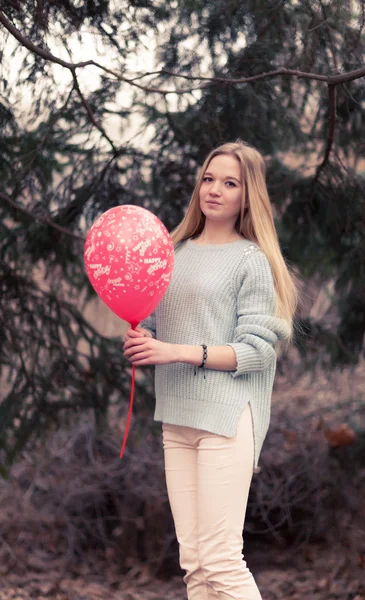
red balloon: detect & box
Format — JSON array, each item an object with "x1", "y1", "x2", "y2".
[{"x1": 84, "y1": 205, "x2": 174, "y2": 326}]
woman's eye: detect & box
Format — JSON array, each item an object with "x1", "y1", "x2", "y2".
[{"x1": 202, "y1": 177, "x2": 236, "y2": 186}]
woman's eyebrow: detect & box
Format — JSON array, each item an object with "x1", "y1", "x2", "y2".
[{"x1": 204, "y1": 171, "x2": 241, "y2": 183}]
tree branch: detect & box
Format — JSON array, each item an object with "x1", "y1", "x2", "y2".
[
  {"x1": 1, "y1": 9, "x2": 365, "y2": 96},
  {"x1": 322, "y1": 84, "x2": 337, "y2": 167},
  {"x1": 13, "y1": 86, "x2": 75, "y2": 190},
  {"x1": 0, "y1": 11, "x2": 98, "y2": 71},
  {"x1": 0, "y1": 192, "x2": 85, "y2": 241},
  {"x1": 160, "y1": 66, "x2": 365, "y2": 86},
  {"x1": 313, "y1": 84, "x2": 337, "y2": 183},
  {"x1": 327, "y1": 66, "x2": 365, "y2": 85},
  {"x1": 71, "y1": 71, "x2": 117, "y2": 153},
  {"x1": 320, "y1": 0, "x2": 339, "y2": 72},
  {"x1": 0, "y1": 12, "x2": 118, "y2": 154},
  {"x1": 1, "y1": 8, "x2": 364, "y2": 186},
  {"x1": 256, "y1": 0, "x2": 289, "y2": 40}
]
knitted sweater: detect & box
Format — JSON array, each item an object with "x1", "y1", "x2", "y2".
[{"x1": 141, "y1": 238, "x2": 291, "y2": 470}]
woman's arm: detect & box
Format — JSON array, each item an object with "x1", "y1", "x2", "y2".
[
  {"x1": 124, "y1": 252, "x2": 291, "y2": 373},
  {"x1": 225, "y1": 251, "x2": 290, "y2": 377},
  {"x1": 176, "y1": 344, "x2": 237, "y2": 370},
  {"x1": 123, "y1": 331, "x2": 237, "y2": 370}
]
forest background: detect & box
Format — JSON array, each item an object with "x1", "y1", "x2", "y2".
[{"x1": 0, "y1": 1, "x2": 364, "y2": 599}]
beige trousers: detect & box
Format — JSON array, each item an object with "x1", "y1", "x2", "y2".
[{"x1": 162, "y1": 402, "x2": 262, "y2": 600}]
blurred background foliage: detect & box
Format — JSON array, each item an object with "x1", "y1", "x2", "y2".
[{"x1": 0, "y1": 0, "x2": 364, "y2": 473}]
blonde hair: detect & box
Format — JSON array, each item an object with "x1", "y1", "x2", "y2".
[{"x1": 171, "y1": 141, "x2": 299, "y2": 341}]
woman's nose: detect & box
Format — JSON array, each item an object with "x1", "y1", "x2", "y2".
[{"x1": 210, "y1": 181, "x2": 222, "y2": 195}]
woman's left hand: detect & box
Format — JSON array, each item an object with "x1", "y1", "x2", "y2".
[{"x1": 123, "y1": 335, "x2": 179, "y2": 366}]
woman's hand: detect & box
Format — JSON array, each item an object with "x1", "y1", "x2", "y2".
[
  {"x1": 123, "y1": 326, "x2": 153, "y2": 343},
  {"x1": 123, "y1": 330, "x2": 179, "y2": 366}
]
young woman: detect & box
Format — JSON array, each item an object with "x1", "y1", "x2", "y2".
[{"x1": 123, "y1": 141, "x2": 298, "y2": 599}]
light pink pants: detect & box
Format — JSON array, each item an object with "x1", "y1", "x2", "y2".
[{"x1": 162, "y1": 402, "x2": 262, "y2": 600}]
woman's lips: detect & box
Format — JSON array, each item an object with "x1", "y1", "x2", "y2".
[{"x1": 206, "y1": 200, "x2": 221, "y2": 206}]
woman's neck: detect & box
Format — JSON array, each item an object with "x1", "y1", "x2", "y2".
[{"x1": 194, "y1": 225, "x2": 243, "y2": 245}]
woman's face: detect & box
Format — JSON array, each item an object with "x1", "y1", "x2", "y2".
[{"x1": 199, "y1": 154, "x2": 243, "y2": 227}]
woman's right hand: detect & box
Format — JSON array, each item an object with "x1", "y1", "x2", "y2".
[{"x1": 123, "y1": 326, "x2": 153, "y2": 343}]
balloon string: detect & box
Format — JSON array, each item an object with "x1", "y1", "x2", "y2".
[
  {"x1": 119, "y1": 363, "x2": 135, "y2": 459},
  {"x1": 120, "y1": 321, "x2": 138, "y2": 459}
]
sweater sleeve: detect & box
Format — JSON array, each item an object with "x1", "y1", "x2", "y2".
[
  {"x1": 139, "y1": 312, "x2": 156, "y2": 338},
  {"x1": 226, "y1": 250, "x2": 291, "y2": 377}
]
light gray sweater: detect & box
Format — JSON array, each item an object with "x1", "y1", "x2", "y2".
[{"x1": 141, "y1": 238, "x2": 291, "y2": 469}]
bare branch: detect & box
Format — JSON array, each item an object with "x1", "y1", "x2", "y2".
[
  {"x1": 0, "y1": 192, "x2": 85, "y2": 241},
  {"x1": 1, "y1": 8, "x2": 364, "y2": 183},
  {"x1": 157, "y1": 67, "x2": 327, "y2": 85},
  {"x1": 0, "y1": 11, "x2": 98, "y2": 71},
  {"x1": 313, "y1": 84, "x2": 337, "y2": 182},
  {"x1": 1, "y1": 9, "x2": 365, "y2": 97},
  {"x1": 0, "y1": 10, "x2": 196, "y2": 94},
  {"x1": 328, "y1": 66, "x2": 365, "y2": 85},
  {"x1": 124, "y1": 63, "x2": 365, "y2": 89},
  {"x1": 158, "y1": 66, "x2": 365, "y2": 86},
  {"x1": 322, "y1": 84, "x2": 337, "y2": 168},
  {"x1": 71, "y1": 71, "x2": 117, "y2": 153}
]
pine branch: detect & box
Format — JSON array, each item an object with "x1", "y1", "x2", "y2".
[
  {"x1": 256, "y1": 0, "x2": 289, "y2": 40},
  {"x1": 71, "y1": 71, "x2": 117, "y2": 153},
  {"x1": 1, "y1": 10, "x2": 364, "y2": 95},
  {"x1": 12, "y1": 86, "x2": 76, "y2": 189},
  {"x1": 320, "y1": 0, "x2": 339, "y2": 71},
  {"x1": 0, "y1": 12, "x2": 118, "y2": 154},
  {"x1": 0, "y1": 260, "x2": 120, "y2": 344},
  {"x1": 2, "y1": 7, "x2": 364, "y2": 178},
  {"x1": 0, "y1": 191, "x2": 85, "y2": 241}
]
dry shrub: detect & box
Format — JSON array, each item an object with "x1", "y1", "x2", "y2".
[
  {"x1": 0, "y1": 421, "x2": 179, "y2": 581},
  {"x1": 247, "y1": 396, "x2": 365, "y2": 562},
  {"x1": 0, "y1": 395, "x2": 364, "y2": 581}
]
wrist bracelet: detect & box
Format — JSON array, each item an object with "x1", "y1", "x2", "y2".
[
  {"x1": 199, "y1": 344, "x2": 207, "y2": 368},
  {"x1": 194, "y1": 344, "x2": 207, "y2": 379}
]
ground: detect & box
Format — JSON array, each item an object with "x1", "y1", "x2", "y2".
[
  {"x1": 1, "y1": 360, "x2": 364, "y2": 600},
  {"x1": 1, "y1": 543, "x2": 364, "y2": 599}
]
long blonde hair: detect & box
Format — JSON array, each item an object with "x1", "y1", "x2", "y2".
[{"x1": 171, "y1": 141, "x2": 299, "y2": 340}]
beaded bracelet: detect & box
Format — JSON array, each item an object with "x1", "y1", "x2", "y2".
[
  {"x1": 199, "y1": 344, "x2": 207, "y2": 368},
  {"x1": 194, "y1": 344, "x2": 207, "y2": 379}
]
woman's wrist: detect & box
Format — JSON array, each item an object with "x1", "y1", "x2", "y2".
[
  {"x1": 175, "y1": 344, "x2": 237, "y2": 371},
  {"x1": 176, "y1": 344, "x2": 204, "y2": 366}
]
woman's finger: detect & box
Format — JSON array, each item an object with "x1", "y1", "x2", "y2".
[
  {"x1": 127, "y1": 329, "x2": 146, "y2": 338},
  {"x1": 123, "y1": 329, "x2": 146, "y2": 345},
  {"x1": 126, "y1": 349, "x2": 150, "y2": 363},
  {"x1": 124, "y1": 338, "x2": 147, "y2": 354},
  {"x1": 124, "y1": 337, "x2": 145, "y2": 349},
  {"x1": 130, "y1": 358, "x2": 150, "y2": 366},
  {"x1": 129, "y1": 350, "x2": 150, "y2": 363}
]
